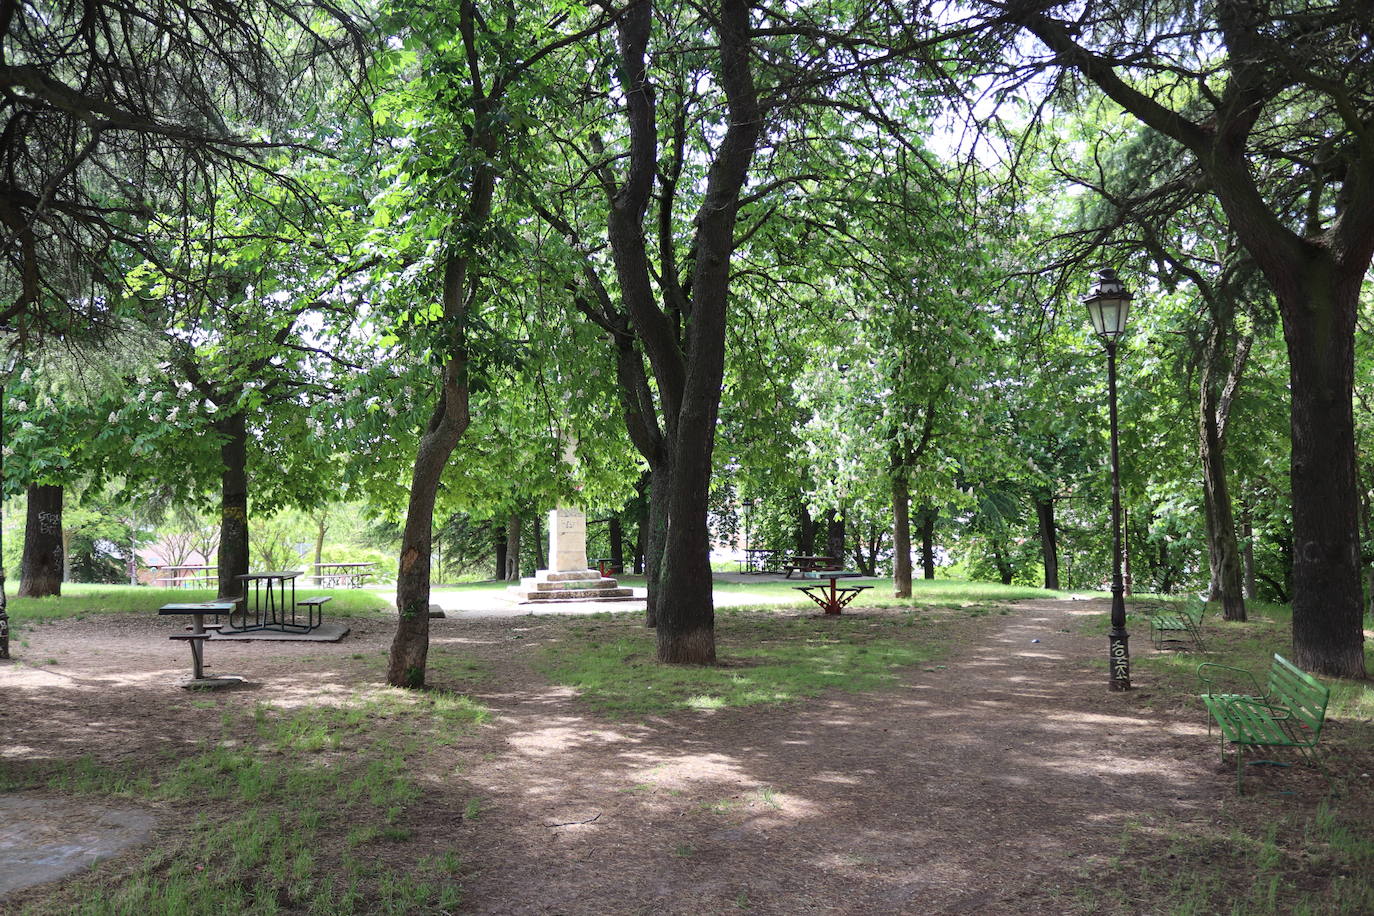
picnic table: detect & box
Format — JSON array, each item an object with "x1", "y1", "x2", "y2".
[
  {"x1": 589, "y1": 557, "x2": 621, "y2": 577},
  {"x1": 783, "y1": 555, "x2": 841, "y2": 579},
  {"x1": 150, "y1": 564, "x2": 218, "y2": 588},
  {"x1": 158, "y1": 602, "x2": 243, "y2": 687},
  {"x1": 793, "y1": 571, "x2": 871, "y2": 615},
  {"x1": 740, "y1": 548, "x2": 778, "y2": 574},
  {"x1": 313, "y1": 562, "x2": 375, "y2": 588},
  {"x1": 233, "y1": 571, "x2": 327, "y2": 633}
]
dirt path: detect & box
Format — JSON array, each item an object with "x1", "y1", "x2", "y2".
[
  {"x1": 436, "y1": 598, "x2": 1220, "y2": 914},
  {"x1": 2, "y1": 597, "x2": 1234, "y2": 914}
]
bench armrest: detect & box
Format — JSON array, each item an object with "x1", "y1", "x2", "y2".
[{"x1": 1198, "y1": 662, "x2": 1264, "y2": 699}]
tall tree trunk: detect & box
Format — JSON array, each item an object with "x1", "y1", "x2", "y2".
[
  {"x1": 61, "y1": 527, "x2": 72, "y2": 583},
  {"x1": 1035, "y1": 496, "x2": 1059, "y2": 590},
  {"x1": 824, "y1": 509, "x2": 845, "y2": 563},
  {"x1": 214, "y1": 411, "x2": 249, "y2": 601},
  {"x1": 1240, "y1": 503, "x2": 1257, "y2": 601},
  {"x1": 494, "y1": 526, "x2": 507, "y2": 581},
  {"x1": 504, "y1": 513, "x2": 521, "y2": 582},
  {"x1": 919, "y1": 506, "x2": 936, "y2": 579},
  {"x1": 313, "y1": 515, "x2": 327, "y2": 585},
  {"x1": 642, "y1": 462, "x2": 670, "y2": 627},
  {"x1": 892, "y1": 474, "x2": 912, "y2": 597},
  {"x1": 991, "y1": 539, "x2": 1013, "y2": 585},
  {"x1": 1199, "y1": 328, "x2": 1249, "y2": 621},
  {"x1": 609, "y1": 516, "x2": 624, "y2": 574},
  {"x1": 1279, "y1": 261, "x2": 1366, "y2": 676},
  {"x1": 797, "y1": 503, "x2": 817, "y2": 556},
  {"x1": 18, "y1": 483, "x2": 62, "y2": 597}
]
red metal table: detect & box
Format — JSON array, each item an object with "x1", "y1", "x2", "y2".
[{"x1": 793, "y1": 571, "x2": 871, "y2": 615}]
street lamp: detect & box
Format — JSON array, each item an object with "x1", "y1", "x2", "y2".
[
  {"x1": 1083, "y1": 268, "x2": 1133, "y2": 691},
  {"x1": 0, "y1": 330, "x2": 18, "y2": 659}
]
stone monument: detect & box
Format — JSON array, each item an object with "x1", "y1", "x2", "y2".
[{"x1": 509, "y1": 506, "x2": 636, "y2": 603}]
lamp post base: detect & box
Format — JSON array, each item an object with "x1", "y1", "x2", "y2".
[{"x1": 1109, "y1": 628, "x2": 1131, "y2": 690}]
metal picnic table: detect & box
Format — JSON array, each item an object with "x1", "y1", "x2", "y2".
[
  {"x1": 793, "y1": 571, "x2": 872, "y2": 615},
  {"x1": 158, "y1": 602, "x2": 243, "y2": 688}
]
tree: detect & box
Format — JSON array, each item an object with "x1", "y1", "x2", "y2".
[{"x1": 976, "y1": 0, "x2": 1374, "y2": 677}]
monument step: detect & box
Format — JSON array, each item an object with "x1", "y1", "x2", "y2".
[
  {"x1": 513, "y1": 587, "x2": 635, "y2": 601},
  {"x1": 539, "y1": 569, "x2": 602, "y2": 583},
  {"x1": 522, "y1": 577, "x2": 619, "y2": 591}
]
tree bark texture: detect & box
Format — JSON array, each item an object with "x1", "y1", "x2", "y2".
[
  {"x1": 919, "y1": 507, "x2": 936, "y2": 579},
  {"x1": 504, "y1": 513, "x2": 521, "y2": 582},
  {"x1": 825, "y1": 510, "x2": 845, "y2": 565},
  {"x1": 313, "y1": 516, "x2": 327, "y2": 585},
  {"x1": 1035, "y1": 496, "x2": 1059, "y2": 590},
  {"x1": 797, "y1": 505, "x2": 817, "y2": 556},
  {"x1": 215, "y1": 412, "x2": 249, "y2": 601},
  {"x1": 891, "y1": 474, "x2": 912, "y2": 598},
  {"x1": 19, "y1": 483, "x2": 62, "y2": 597},
  {"x1": 609, "y1": 517, "x2": 624, "y2": 572},
  {"x1": 1199, "y1": 328, "x2": 1249, "y2": 621}
]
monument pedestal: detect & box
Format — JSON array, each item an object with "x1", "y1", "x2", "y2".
[
  {"x1": 510, "y1": 507, "x2": 639, "y2": 603},
  {"x1": 510, "y1": 568, "x2": 636, "y2": 603}
]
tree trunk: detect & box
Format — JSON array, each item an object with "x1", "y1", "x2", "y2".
[
  {"x1": 1277, "y1": 259, "x2": 1366, "y2": 677},
  {"x1": 494, "y1": 526, "x2": 507, "y2": 581},
  {"x1": 61, "y1": 527, "x2": 72, "y2": 583},
  {"x1": 214, "y1": 412, "x2": 249, "y2": 600},
  {"x1": 1199, "y1": 327, "x2": 1248, "y2": 621},
  {"x1": 919, "y1": 506, "x2": 936, "y2": 579},
  {"x1": 18, "y1": 483, "x2": 62, "y2": 597},
  {"x1": 644, "y1": 459, "x2": 671, "y2": 629},
  {"x1": 1035, "y1": 496, "x2": 1059, "y2": 590},
  {"x1": 991, "y1": 539, "x2": 1013, "y2": 585},
  {"x1": 313, "y1": 516, "x2": 327, "y2": 585},
  {"x1": 797, "y1": 504, "x2": 817, "y2": 556},
  {"x1": 1122, "y1": 506, "x2": 1133, "y2": 596},
  {"x1": 609, "y1": 516, "x2": 624, "y2": 573},
  {"x1": 892, "y1": 473, "x2": 912, "y2": 597},
  {"x1": 1240, "y1": 504, "x2": 1257, "y2": 601},
  {"x1": 504, "y1": 513, "x2": 521, "y2": 582},
  {"x1": 824, "y1": 510, "x2": 845, "y2": 563}
]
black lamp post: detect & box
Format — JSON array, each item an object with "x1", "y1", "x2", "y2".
[
  {"x1": 0, "y1": 334, "x2": 18, "y2": 660},
  {"x1": 1083, "y1": 268, "x2": 1134, "y2": 691}
]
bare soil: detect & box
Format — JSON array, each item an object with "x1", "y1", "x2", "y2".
[{"x1": 1, "y1": 598, "x2": 1367, "y2": 914}]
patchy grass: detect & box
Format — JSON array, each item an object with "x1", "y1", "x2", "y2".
[
  {"x1": 1067, "y1": 596, "x2": 1374, "y2": 914},
  {"x1": 537, "y1": 610, "x2": 946, "y2": 716},
  {"x1": 8, "y1": 689, "x2": 487, "y2": 915}
]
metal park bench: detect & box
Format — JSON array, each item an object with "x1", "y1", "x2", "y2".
[
  {"x1": 1199, "y1": 653, "x2": 1330, "y2": 793},
  {"x1": 1149, "y1": 598, "x2": 1207, "y2": 651}
]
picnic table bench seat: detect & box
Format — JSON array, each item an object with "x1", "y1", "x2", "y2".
[
  {"x1": 295, "y1": 595, "x2": 332, "y2": 630},
  {"x1": 1199, "y1": 653, "x2": 1330, "y2": 793}
]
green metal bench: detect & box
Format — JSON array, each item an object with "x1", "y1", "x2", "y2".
[
  {"x1": 1198, "y1": 653, "x2": 1330, "y2": 793},
  {"x1": 1150, "y1": 597, "x2": 1206, "y2": 651}
]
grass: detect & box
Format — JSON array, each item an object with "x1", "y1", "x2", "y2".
[
  {"x1": 9, "y1": 690, "x2": 488, "y2": 915},
  {"x1": 538, "y1": 610, "x2": 946, "y2": 716},
  {"x1": 7, "y1": 584, "x2": 393, "y2": 631},
  {"x1": 1064, "y1": 595, "x2": 1374, "y2": 915}
]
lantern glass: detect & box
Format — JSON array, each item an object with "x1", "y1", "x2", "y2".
[{"x1": 1082, "y1": 269, "x2": 1133, "y2": 343}]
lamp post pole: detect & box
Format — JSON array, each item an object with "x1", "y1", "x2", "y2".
[
  {"x1": 1082, "y1": 268, "x2": 1134, "y2": 691},
  {"x1": 1105, "y1": 339, "x2": 1129, "y2": 690},
  {"x1": 0, "y1": 335, "x2": 15, "y2": 660}
]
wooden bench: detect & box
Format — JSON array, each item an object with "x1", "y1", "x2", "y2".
[
  {"x1": 1150, "y1": 598, "x2": 1206, "y2": 651},
  {"x1": 1199, "y1": 653, "x2": 1330, "y2": 793}
]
